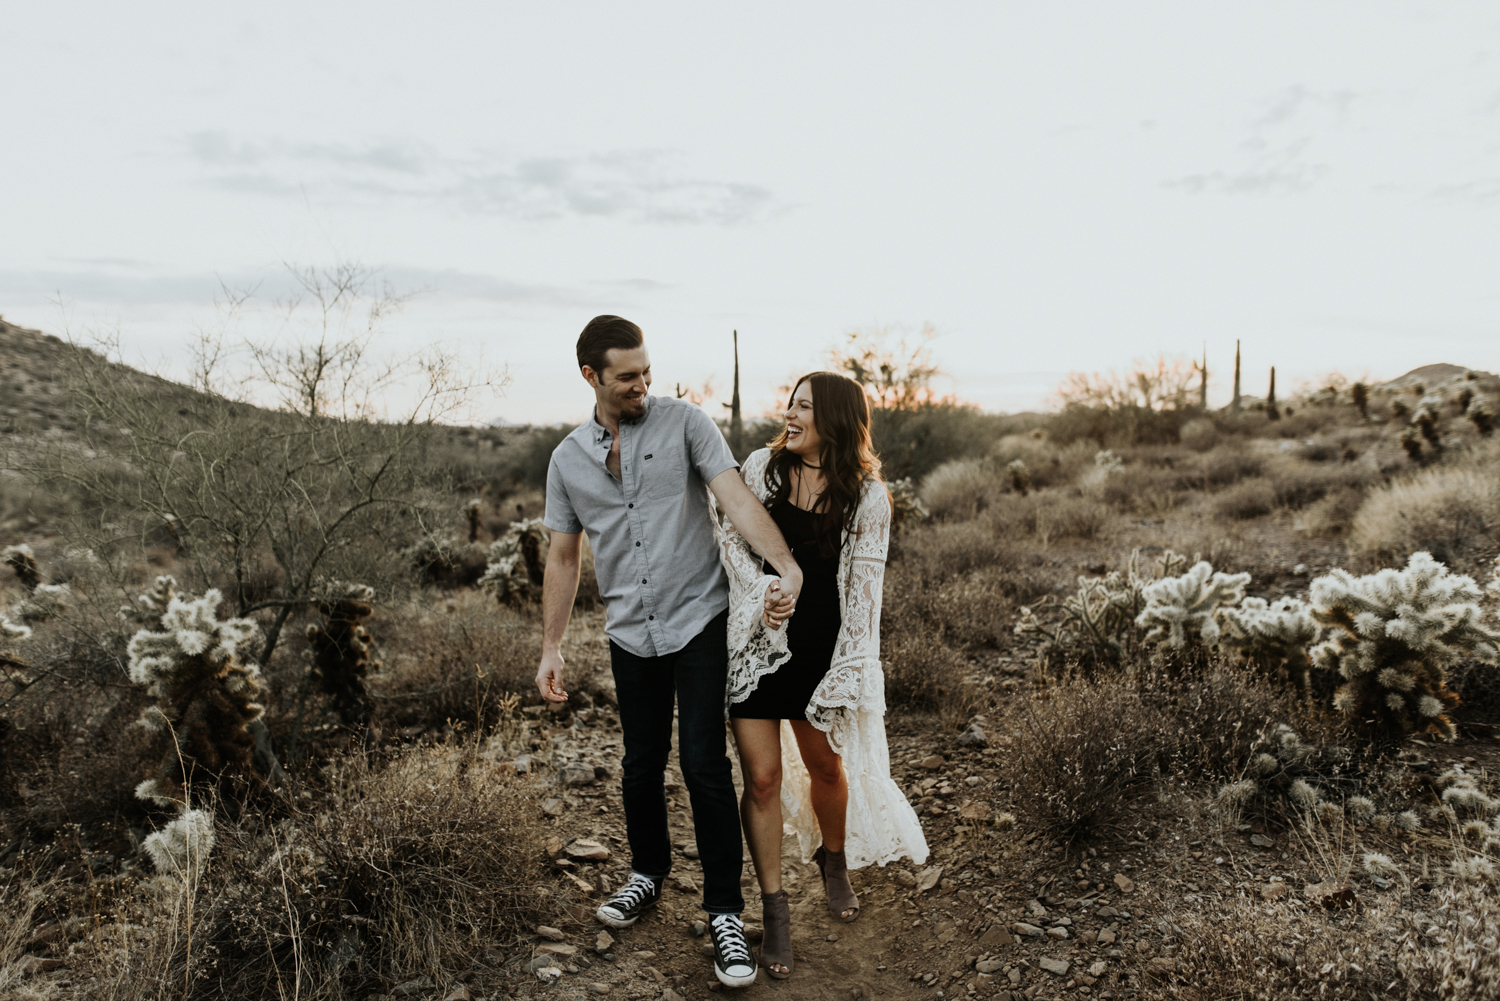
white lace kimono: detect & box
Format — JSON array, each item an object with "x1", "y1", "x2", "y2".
[{"x1": 716, "y1": 448, "x2": 929, "y2": 870}]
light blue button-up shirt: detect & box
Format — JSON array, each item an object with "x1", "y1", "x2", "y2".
[{"x1": 543, "y1": 395, "x2": 740, "y2": 658}]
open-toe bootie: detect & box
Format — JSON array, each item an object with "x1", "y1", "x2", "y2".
[
  {"x1": 813, "y1": 846, "x2": 860, "y2": 923},
  {"x1": 760, "y1": 889, "x2": 793, "y2": 978}
]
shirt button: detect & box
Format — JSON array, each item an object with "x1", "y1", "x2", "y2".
[
  {"x1": 642, "y1": 579, "x2": 648, "y2": 584},
  {"x1": 635, "y1": 541, "x2": 641, "y2": 547},
  {"x1": 648, "y1": 615, "x2": 655, "y2": 620},
  {"x1": 628, "y1": 503, "x2": 634, "y2": 508}
]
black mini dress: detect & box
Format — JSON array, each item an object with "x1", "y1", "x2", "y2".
[{"x1": 729, "y1": 499, "x2": 842, "y2": 721}]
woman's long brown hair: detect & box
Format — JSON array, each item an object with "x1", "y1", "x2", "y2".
[{"x1": 764, "y1": 371, "x2": 882, "y2": 556}]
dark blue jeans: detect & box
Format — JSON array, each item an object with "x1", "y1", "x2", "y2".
[{"x1": 610, "y1": 609, "x2": 743, "y2": 915}]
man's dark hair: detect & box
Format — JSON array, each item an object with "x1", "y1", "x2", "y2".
[{"x1": 576, "y1": 315, "x2": 644, "y2": 374}]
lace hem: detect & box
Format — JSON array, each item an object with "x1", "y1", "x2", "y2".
[{"x1": 726, "y1": 573, "x2": 792, "y2": 707}]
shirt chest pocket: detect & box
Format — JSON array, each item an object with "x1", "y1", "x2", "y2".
[{"x1": 640, "y1": 444, "x2": 686, "y2": 501}]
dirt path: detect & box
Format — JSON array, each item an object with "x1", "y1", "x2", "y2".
[{"x1": 498, "y1": 627, "x2": 1148, "y2": 1001}]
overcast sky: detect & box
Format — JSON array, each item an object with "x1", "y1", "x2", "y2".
[{"x1": 4, "y1": 3, "x2": 1500, "y2": 423}]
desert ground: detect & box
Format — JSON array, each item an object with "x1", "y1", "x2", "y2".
[{"x1": 1, "y1": 315, "x2": 1497, "y2": 1000}]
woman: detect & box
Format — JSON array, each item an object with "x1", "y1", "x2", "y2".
[{"x1": 716, "y1": 371, "x2": 928, "y2": 980}]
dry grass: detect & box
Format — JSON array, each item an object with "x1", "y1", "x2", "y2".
[{"x1": 1351, "y1": 462, "x2": 1500, "y2": 564}]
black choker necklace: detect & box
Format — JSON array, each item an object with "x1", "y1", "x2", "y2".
[{"x1": 799, "y1": 459, "x2": 822, "y2": 469}]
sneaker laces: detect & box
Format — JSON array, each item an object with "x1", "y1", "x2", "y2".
[
  {"x1": 709, "y1": 913, "x2": 751, "y2": 965},
  {"x1": 606, "y1": 873, "x2": 657, "y2": 912}
]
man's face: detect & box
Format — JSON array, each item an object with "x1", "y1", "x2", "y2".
[{"x1": 585, "y1": 345, "x2": 652, "y2": 421}]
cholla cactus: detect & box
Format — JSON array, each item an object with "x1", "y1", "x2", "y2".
[
  {"x1": 887, "y1": 478, "x2": 928, "y2": 531},
  {"x1": 1397, "y1": 426, "x2": 1425, "y2": 464},
  {"x1": 1006, "y1": 459, "x2": 1031, "y2": 497},
  {"x1": 464, "y1": 497, "x2": 483, "y2": 542},
  {"x1": 306, "y1": 581, "x2": 378, "y2": 726},
  {"x1": 1, "y1": 545, "x2": 40, "y2": 591},
  {"x1": 1466, "y1": 392, "x2": 1495, "y2": 437},
  {"x1": 1308, "y1": 552, "x2": 1499, "y2": 744},
  {"x1": 1213, "y1": 724, "x2": 1403, "y2": 830},
  {"x1": 1351, "y1": 382, "x2": 1369, "y2": 420},
  {"x1": 10, "y1": 583, "x2": 71, "y2": 624},
  {"x1": 1218, "y1": 596, "x2": 1320, "y2": 687},
  {"x1": 127, "y1": 586, "x2": 265, "y2": 797},
  {"x1": 142, "y1": 808, "x2": 215, "y2": 877},
  {"x1": 1015, "y1": 548, "x2": 1186, "y2": 661},
  {"x1": 1413, "y1": 394, "x2": 1445, "y2": 453},
  {"x1": 478, "y1": 518, "x2": 548, "y2": 608},
  {"x1": 1093, "y1": 450, "x2": 1124, "y2": 474},
  {"x1": 1136, "y1": 561, "x2": 1251, "y2": 648},
  {"x1": 119, "y1": 575, "x2": 179, "y2": 628}
]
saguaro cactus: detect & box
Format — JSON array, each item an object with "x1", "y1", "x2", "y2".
[
  {"x1": 1231, "y1": 340, "x2": 1241, "y2": 414},
  {"x1": 1351, "y1": 382, "x2": 1369, "y2": 420},
  {"x1": 1308, "y1": 552, "x2": 1498, "y2": 744},
  {"x1": 1266, "y1": 366, "x2": 1279, "y2": 420}
]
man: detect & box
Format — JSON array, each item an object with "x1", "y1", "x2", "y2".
[{"x1": 537, "y1": 315, "x2": 802, "y2": 988}]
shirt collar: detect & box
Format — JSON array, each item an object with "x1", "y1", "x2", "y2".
[{"x1": 589, "y1": 396, "x2": 654, "y2": 443}]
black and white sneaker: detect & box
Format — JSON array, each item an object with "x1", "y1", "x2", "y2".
[
  {"x1": 708, "y1": 913, "x2": 757, "y2": 987},
  {"x1": 594, "y1": 872, "x2": 661, "y2": 929}
]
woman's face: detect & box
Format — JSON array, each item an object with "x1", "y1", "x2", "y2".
[{"x1": 784, "y1": 380, "x2": 822, "y2": 459}]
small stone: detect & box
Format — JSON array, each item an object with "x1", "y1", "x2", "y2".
[
  {"x1": 1027, "y1": 899, "x2": 1049, "y2": 918},
  {"x1": 1261, "y1": 883, "x2": 1289, "y2": 901},
  {"x1": 894, "y1": 869, "x2": 918, "y2": 887},
  {"x1": 538, "y1": 924, "x2": 567, "y2": 941},
  {"x1": 1095, "y1": 906, "x2": 1118, "y2": 919},
  {"x1": 674, "y1": 875, "x2": 698, "y2": 893},
  {"x1": 604, "y1": 953, "x2": 616, "y2": 962},
  {"x1": 965, "y1": 775, "x2": 982, "y2": 787},
  {"x1": 444, "y1": 987, "x2": 474, "y2": 1001},
  {"x1": 535, "y1": 967, "x2": 563, "y2": 985},
  {"x1": 527, "y1": 956, "x2": 561, "y2": 972},
  {"x1": 956, "y1": 723, "x2": 988, "y2": 747},
  {"x1": 590, "y1": 982, "x2": 610, "y2": 994},
  {"x1": 545, "y1": 837, "x2": 566, "y2": 860},
  {"x1": 393, "y1": 977, "x2": 436, "y2": 997},
  {"x1": 826, "y1": 933, "x2": 839, "y2": 942},
  {"x1": 690, "y1": 921, "x2": 706, "y2": 937},
  {"x1": 918, "y1": 866, "x2": 944, "y2": 891},
  {"x1": 1038, "y1": 957, "x2": 1070, "y2": 976},
  {"x1": 1097, "y1": 929, "x2": 1116, "y2": 945},
  {"x1": 1249, "y1": 834, "x2": 1274, "y2": 849},
  {"x1": 596, "y1": 930, "x2": 615, "y2": 953},
  {"x1": 700, "y1": 942, "x2": 715, "y2": 958},
  {"x1": 662, "y1": 991, "x2": 684, "y2": 1001},
  {"x1": 1045, "y1": 927, "x2": 1069, "y2": 940},
  {"x1": 977, "y1": 926, "x2": 1014, "y2": 948},
  {"x1": 921, "y1": 755, "x2": 945, "y2": 770},
  {"x1": 1088, "y1": 961, "x2": 1107, "y2": 977},
  {"x1": 1146, "y1": 956, "x2": 1177, "y2": 977},
  {"x1": 958, "y1": 801, "x2": 991, "y2": 821},
  {"x1": 513, "y1": 754, "x2": 532, "y2": 773},
  {"x1": 542, "y1": 797, "x2": 567, "y2": 816},
  {"x1": 632, "y1": 951, "x2": 657, "y2": 959},
  {"x1": 1113, "y1": 874, "x2": 1135, "y2": 894},
  {"x1": 1012, "y1": 923, "x2": 1044, "y2": 937},
  {"x1": 561, "y1": 761, "x2": 598, "y2": 785},
  {"x1": 682, "y1": 843, "x2": 700, "y2": 859},
  {"x1": 567, "y1": 839, "x2": 611, "y2": 861},
  {"x1": 538, "y1": 943, "x2": 578, "y2": 957},
  {"x1": 976, "y1": 959, "x2": 1004, "y2": 974}
]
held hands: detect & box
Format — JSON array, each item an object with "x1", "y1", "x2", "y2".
[
  {"x1": 763, "y1": 567, "x2": 804, "y2": 630},
  {"x1": 535, "y1": 649, "x2": 569, "y2": 703}
]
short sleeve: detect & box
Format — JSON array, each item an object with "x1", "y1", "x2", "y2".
[
  {"x1": 684, "y1": 404, "x2": 739, "y2": 484},
  {"x1": 542, "y1": 451, "x2": 583, "y2": 534}
]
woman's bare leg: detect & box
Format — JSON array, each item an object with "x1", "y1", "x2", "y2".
[
  {"x1": 731, "y1": 717, "x2": 784, "y2": 895},
  {"x1": 789, "y1": 720, "x2": 847, "y2": 852}
]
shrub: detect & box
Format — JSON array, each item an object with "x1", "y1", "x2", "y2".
[
  {"x1": 1266, "y1": 458, "x2": 1374, "y2": 510},
  {"x1": 1193, "y1": 447, "x2": 1264, "y2": 488},
  {"x1": 1214, "y1": 478, "x2": 1276, "y2": 520},
  {"x1": 1035, "y1": 495, "x2": 1112, "y2": 542},
  {"x1": 1350, "y1": 465, "x2": 1500, "y2": 563},
  {"x1": 1178, "y1": 417, "x2": 1220, "y2": 452},
  {"x1": 1218, "y1": 596, "x2": 1319, "y2": 687},
  {"x1": 1309, "y1": 551, "x2": 1498, "y2": 745},
  {"x1": 1296, "y1": 486, "x2": 1368, "y2": 537},
  {"x1": 920, "y1": 458, "x2": 998, "y2": 520},
  {"x1": 1015, "y1": 547, "x2": 1185, "y2": 665},
  {"x1": 1003, "y1": 682, "x2": 1154, "y2": 837}
]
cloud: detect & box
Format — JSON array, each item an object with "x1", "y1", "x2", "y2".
[
  {"x1": 0, "y1": 264, "x2": 631, "y2": 309},
  {"x1": 183, "y1": 131, "x2": 776, "y2": 225},
  {"x1": 1164, "y1": 85, "x2": 1352, "y2": 197}
]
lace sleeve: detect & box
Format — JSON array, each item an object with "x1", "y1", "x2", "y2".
[
  {"x1": 809, "y1": 482, "x2": 890, "y2": 729},
  {"x1": 715, "y1": 451, "x2": 790, "y2": 708}
]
